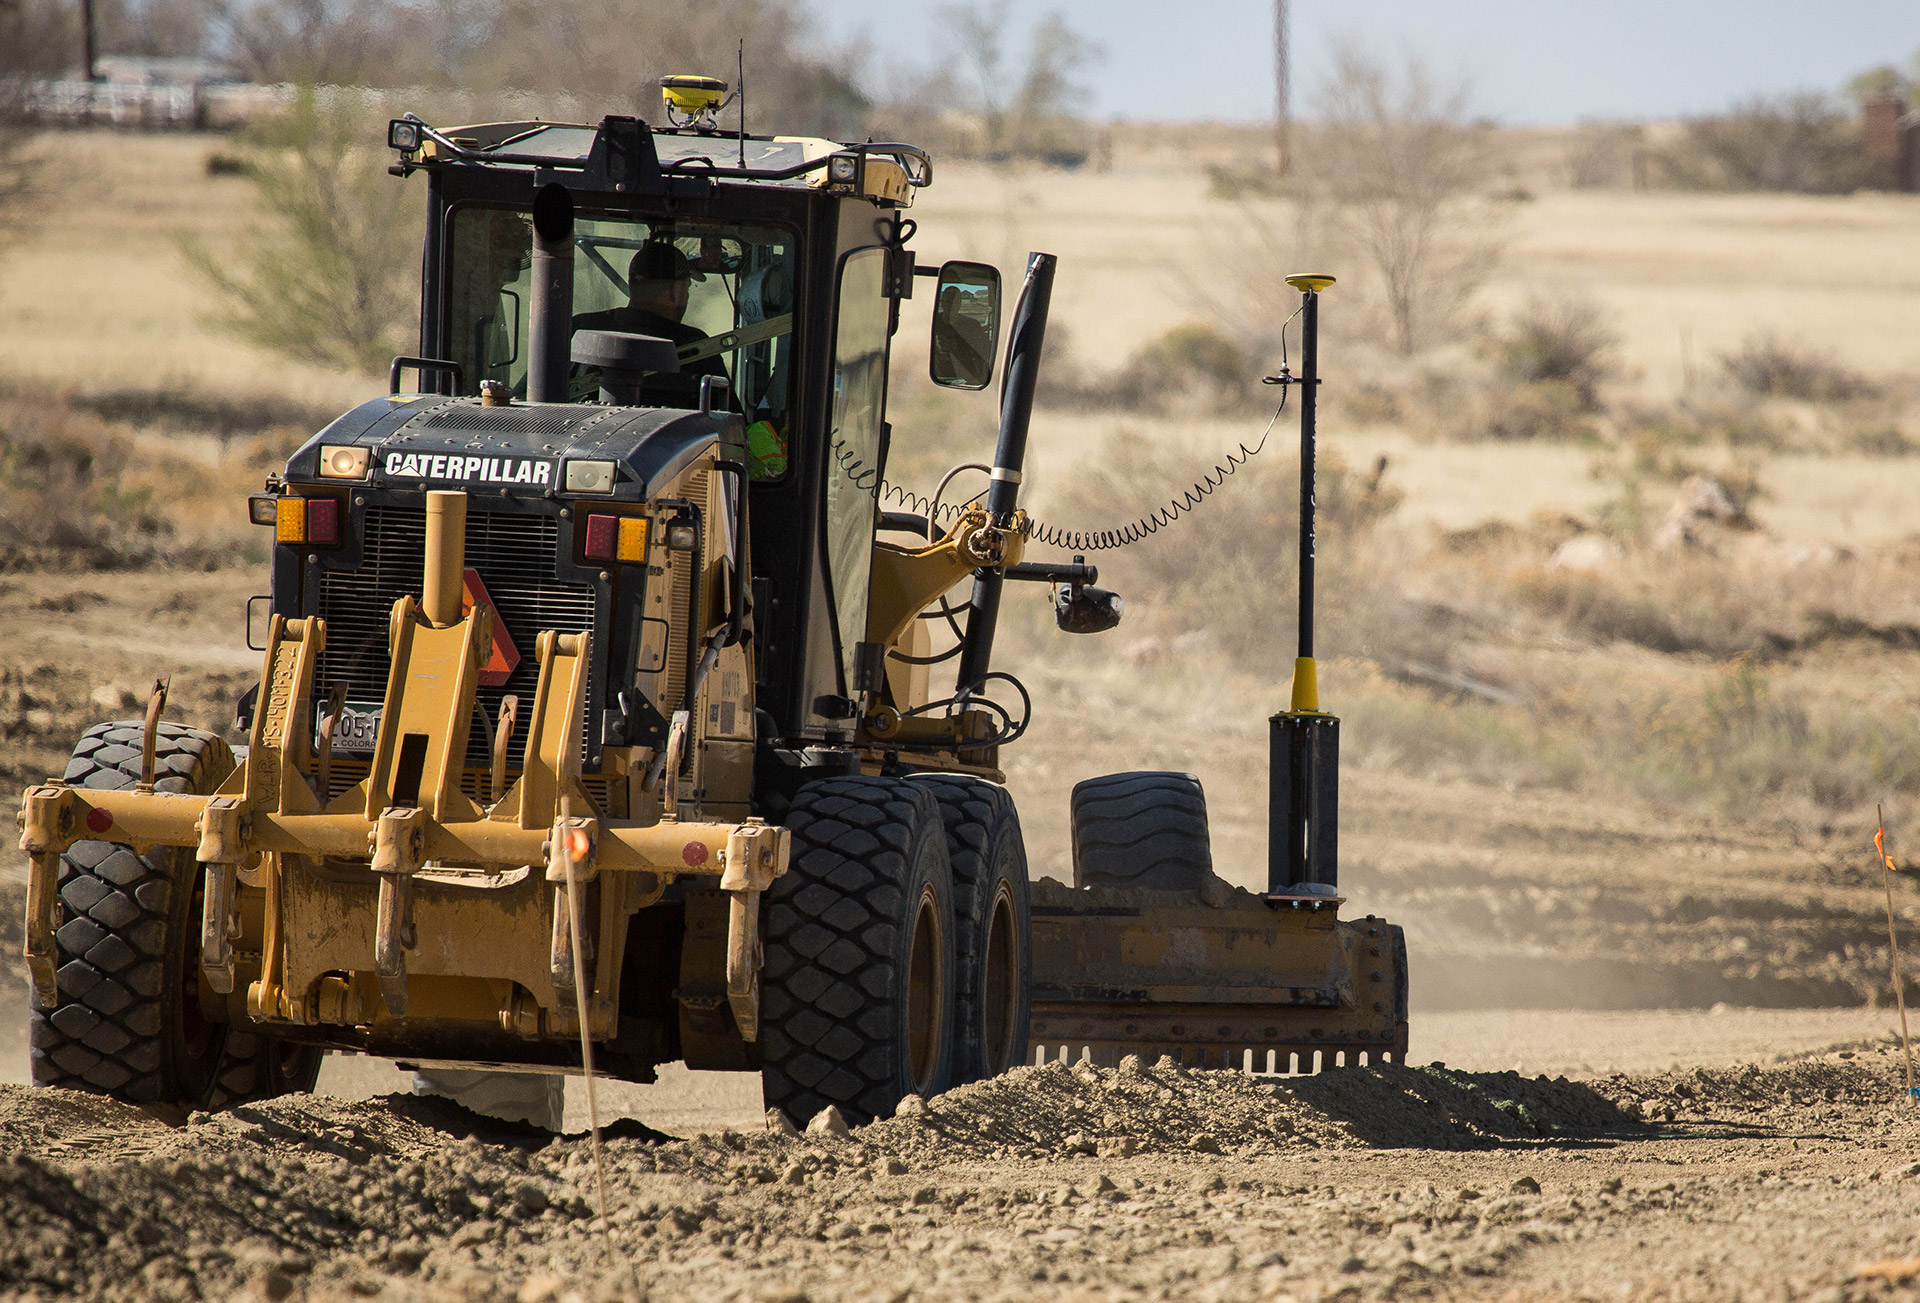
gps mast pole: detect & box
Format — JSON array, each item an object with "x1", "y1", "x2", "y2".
[{"x1": 1269, "y1": 274, "x2": 1338, "y2": 897}]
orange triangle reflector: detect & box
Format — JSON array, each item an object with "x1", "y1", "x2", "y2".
[{"x1": 461, "y1": 568, "x2": 522, "y2": 687}]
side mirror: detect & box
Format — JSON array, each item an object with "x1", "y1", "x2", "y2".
[{"x1": 929, "y1": 260, "x2": 1001, "y2": 390}]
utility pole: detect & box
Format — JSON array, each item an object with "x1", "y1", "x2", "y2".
[
  {"x1": 1273, "y1": 0, "x2": 1290, "y2": 179},
  {"x1": 81, "y1": 0, "x2": 98, "y2": 80}
]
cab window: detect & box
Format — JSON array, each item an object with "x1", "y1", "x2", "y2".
[
  {"x1": 823, "y1": 247, "x2": 891, "y2": 696},
  {"x1": 445, "y1": 206, "x2": 798, "y2": 478}
]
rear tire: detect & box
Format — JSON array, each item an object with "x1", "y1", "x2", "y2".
[
  {"x1": 911, "y1": 775, "x2": 1031, "y2": 1082},
  {"x1": 762, "y1": 777, "x2": 957, "y2": 1125},
  {"x1": 29, "y1": 720, "x2": 325, "y2": 1108},
  {"x1": 1071, "y1": 770, "x2": 1212, "y2": 891}
]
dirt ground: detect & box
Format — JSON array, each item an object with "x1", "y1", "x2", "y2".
[
  {"x1": 7, "y1": 1037, "x2": 1920, "y2": 1302},
  {"x1": 7, "y1": 127, "x2": 1920, "y2": 1300}
]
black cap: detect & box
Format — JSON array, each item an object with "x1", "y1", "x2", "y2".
[{"x1": 630, "y1": 242, "x2": 698, "y2": 284}]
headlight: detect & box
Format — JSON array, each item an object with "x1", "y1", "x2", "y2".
[
  {"x1": 388, "y1": 119, "x2": 422, "y2": 152},
  {"x1": 565, "y1": 459, "x2": 617, "y2": 493},
  {"x1": 318, "y1": 445, "x2": 370, "y2": 479},
  {"x1": 827, "y1": 154, "x2": 858, "y2": 183},
  {"x1": 249, "y1": 494, "x2": 279, "y2": 526}
]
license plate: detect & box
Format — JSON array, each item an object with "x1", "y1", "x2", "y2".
[{"x1": 331, "y1": 705, "x2": 381, "y2": 756}]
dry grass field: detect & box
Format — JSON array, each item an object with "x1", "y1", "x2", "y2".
[{"x1": 6, "y1": 123, "x2": 1920, "y2": 1300}]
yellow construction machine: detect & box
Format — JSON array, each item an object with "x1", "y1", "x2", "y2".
[{"x1": 20, "y1": 91, "x2": 1406, "y2": 1122}]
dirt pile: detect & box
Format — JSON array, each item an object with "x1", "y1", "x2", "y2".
[
  {"x1": 4, "y1": 1042, "x2": 1920, "y2": 1301},
  {"x1": 851, "y1": 1057, "x2": 1354, "y2": 1160}
]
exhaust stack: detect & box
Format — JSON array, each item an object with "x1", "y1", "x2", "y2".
[
  {"x1": 955, "y1": 251, "x2": 1056, "y2": 692},
  {"x1": 528, "y1": 183, "x2": 575, "y2": 404}
]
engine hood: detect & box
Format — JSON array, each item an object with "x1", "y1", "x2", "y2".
[{"x1": 286, "y1": 396, "x2": 740, "y2": 502}]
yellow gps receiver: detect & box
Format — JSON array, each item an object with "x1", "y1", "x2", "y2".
[{"x1": 661, "y1": 75, "x2": 730, "y2": 129}]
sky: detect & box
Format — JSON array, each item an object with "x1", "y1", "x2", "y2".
[{"x1": 817, "y1": 0, "x2": 1920, "y2": 126}]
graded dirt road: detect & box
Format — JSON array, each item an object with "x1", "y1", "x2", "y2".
[
  {"x1": 7, "y1": 558, "x2": 1920, "y2": 1301},
  {"x1": 6, "y1": 1039, "x2": 1920, "y2": 1302}
]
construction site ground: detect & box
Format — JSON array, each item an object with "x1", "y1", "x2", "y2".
[
  {"x1": 7, "y1": 129, "x2": 1920, "y2": 1300},
  {"x1": 5, "y1": 565, "x2": 1920, "y2": 1302}
]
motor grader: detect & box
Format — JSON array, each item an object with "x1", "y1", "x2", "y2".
[{"x1": 20, "y1": 86, "x2": 1408, "y2": 1124}]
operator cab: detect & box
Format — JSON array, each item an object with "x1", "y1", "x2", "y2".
[{"x1": 265, "y1": 104, "x2": 1001, "y2": 820}]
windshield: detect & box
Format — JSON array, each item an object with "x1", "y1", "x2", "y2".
[{"x1": 446, "y1": 207, "x2": 798, "y2": 477}]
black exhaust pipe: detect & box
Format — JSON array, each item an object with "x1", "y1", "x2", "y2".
[
  {"x1": 954, "y1": 251, "x2": 1055, "y2": 693},
  {"x1": 528, "y1": 183, "x2": 574, "y2": 403}
]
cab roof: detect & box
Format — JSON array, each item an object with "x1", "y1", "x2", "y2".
[{"x1": 389, "y1": 113, "x2": 930, "y2": 208}]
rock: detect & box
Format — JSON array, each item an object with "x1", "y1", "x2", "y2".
[
  {"x1": 1190, "y1": 1133, "x2": 1222, "y2": 1154},
  {"x1": 1117, "y1": 1054, "x2": 1143, "y2": 1077},
  {"x1": 910, "y1": 1186, "x2": 939, "y2": 1206},
  {"x1": 782, "y1": 1162, "x2": 807, "y2": 1186},
  {"x1": 883, "y1": 1157, "x2": 908, "y2": 1176},
  {"x1": 806, "y1": 1106, "x2": 850, "y2": 1138},
  {"x1": 1549, "y1": 533, "x2": 1619, "y2": 572},
  {"x1": 1097, "y1": 1136, "x2": 1139, "y2": 1159},
  {"x1": 511, "y1": 1183, "x2": 549, "y2": 1217},
  {"x1": 518, "y1": 1274, "x2": 567, "y2": 1303},
  {"x1": 895, "y1": 1094, "x2": 928, "y2": 1118},
  {"x1": 386, "y1": 1243, "x2": 429, "y2": 1272},
  {"x1": 1510, "y1": 1176, "x2": 1540, "y2": 1195},
  {"x1": 246, "y1": 1268, "x2": 295, "y2": 1302},
  {"x1": 765, "y1": 1108, "x2": 800, "y2": 1137},
  {"x1": 1061, "y1": 1131, "x2": 1097, "y2": 1156},
  {"x1": 90, "y1": 684, "x2": 137, "y2": 711},
  {"x1": 1093, "y1": 1174, "x2": 1118, "y2": 1194},
  {"x1": 1197, "y1": 874, "x2": 1234, "y2": 908},
  {"x1": 1652, "y1": 475, "x2": 1747, "y2": 553}
]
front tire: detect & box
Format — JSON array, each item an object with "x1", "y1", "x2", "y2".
[
  {"x1": 762, "y1": 777, "x2": 958, "y2": 1125},
  {"x1": 29, "y1": 720, "x2": 324, "y2": 1108},
  {"x1": 911, "y1": 775, "x2": 1032, "y2": 1082}
]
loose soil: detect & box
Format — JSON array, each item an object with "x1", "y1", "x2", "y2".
[{"x1": 5, "y1": 1042, "x2": 1920, "y2": 1302}]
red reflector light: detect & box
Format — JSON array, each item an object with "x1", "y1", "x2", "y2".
[
  {"x1": 306, "y1": 498, "x2": 340, "y2": 545},
  {"x1": 583, "y1": 513, "x2": 618, "y2": 562},
  {"x1": 85, "y1": 807, "x2": 113, "y2": 835}
]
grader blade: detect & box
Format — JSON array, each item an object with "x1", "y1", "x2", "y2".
[{"x1": 1027, "y1": 886, "x2": 1408, "y2": 1072}]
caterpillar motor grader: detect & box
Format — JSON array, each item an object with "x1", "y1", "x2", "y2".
[{"x1": 20, "y1": 83, "x2": 1408, "y2": 1124}]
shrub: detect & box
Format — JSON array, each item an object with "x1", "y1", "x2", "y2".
[
  {"x1": 1719, "y1": 332, "x2": 1876, "y2": 401},
  {"x1": 1448, "y1": 379, "x2": 1595, "y2": 443},
  {"x1": 1653, "y1": 93, "x2": 1879, "y2": 194},
  {"x1": 182, "y1": 87, "x2": 418, "y2": 377},
  {"x1": 1111, "y1": 323, "x2": 1252, "y2": 413},
  {"x1": 1492, "y1": 295, "x2": 1617, "y2": 406}
]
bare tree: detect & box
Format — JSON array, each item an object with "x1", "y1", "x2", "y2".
[
  {"x1": 1301, "y1": 41, "x2": 1499, "y2": 356},
  {"x1": 208, "y1": 0, "x2": 386, "y2": 84},
  {"x1": 939, "y1": 1, "x2": 1100, "y2": 158},
  {"x1": 469, "y1": 0, "x2": 868, "y2": 137},
  {"x1": 182, "y1": 88, "x2": 417, "y2": 374}
]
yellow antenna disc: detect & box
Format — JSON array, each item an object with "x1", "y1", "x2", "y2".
[
  {"x1": 1285, "y1": 273, "x2": 1336, "y2": 294},
  {"x1": 661, "y1": 75, "x2": 728, "y2": 115}
]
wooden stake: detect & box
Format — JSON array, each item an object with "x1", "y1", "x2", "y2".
[{"x1": 1876, "y1": 805, "x2": 1916, "y2": 1102}]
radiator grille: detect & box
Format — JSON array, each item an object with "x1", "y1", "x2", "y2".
[
  {"x1": 318, "y1": 758, "x2": 618, "y2": 816},
  {"x1": 315, "y1": 504, "x2": 598, "y2": 771}
]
